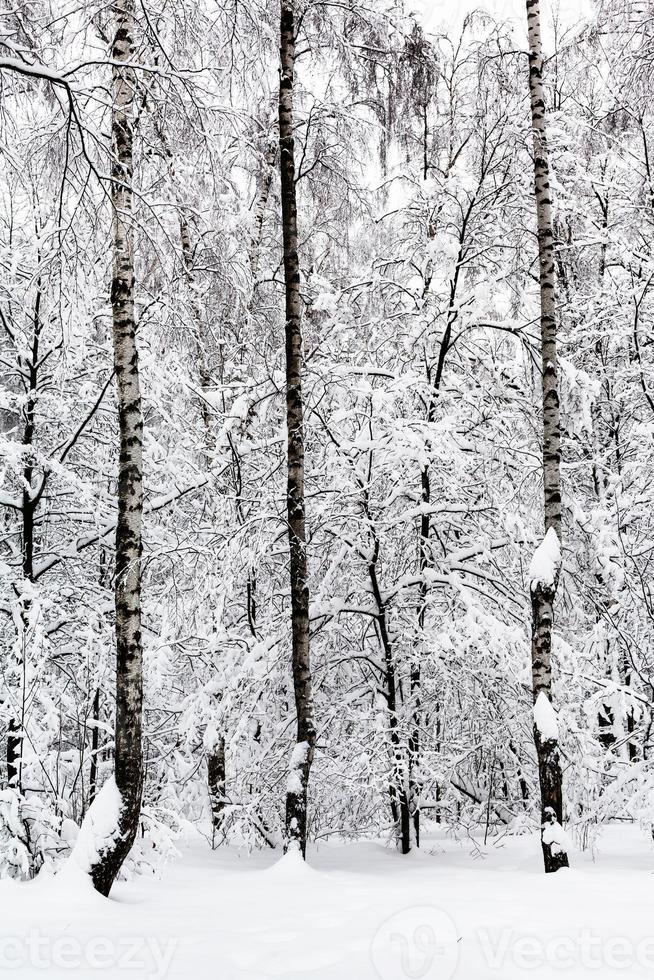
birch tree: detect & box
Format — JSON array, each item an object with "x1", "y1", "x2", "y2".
[
  {"x1": 524, "y1": 0, "x2": 569, "y2": 873},
  {"x1": 87, "y1": 0, "x2": 145, "y2": 895}
]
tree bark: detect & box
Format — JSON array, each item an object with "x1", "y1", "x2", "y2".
[
  {"x1": 357, "y1": 483, "x2": 412, "y2": 853},
  {"x1": 88, "y1": 686, "x2": 101, "y2": 808},
  {"x1": 89, "y1": 0, "x2": 144, "y2": 895},
  {"x1": 8, "y1": 280, "x2": 42, "y2": 793},
  {"x1": 369, "y1": 552, "x2": 412, "y2": 854},
  {"x1": 278, "y1": 0, "x2": 316, "y2": 857},
  {"x1": 250, "y1": 136, "x2": 277, "y2": 280},
  {"x1": 525, "y1": 0, "x2": 568, "y2": 873},
  {"x1": 207, "y1": 737, "x2": 226, "y2": 845}
]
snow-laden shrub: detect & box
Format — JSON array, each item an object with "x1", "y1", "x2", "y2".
[
  {"x1": 124, "y1": 806, "x2": 181, "y2": 879},
  {"x1": 0, "y1": 790, "x2": 30, "y2": 879}
]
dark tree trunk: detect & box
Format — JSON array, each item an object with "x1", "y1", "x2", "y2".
[
  {"x1": 8, "y1": 278, "x2": 44, "y2": 792},
  {"x1": 363, "y1": 494, "x2": 412, "y2": 854},
  {"x1": 278, "y1": 0, "x2": 316, "y2": 857},
  {"x1": 250, "y1": 136, "x2": 277, "y2": 280},
  {"x1": 88, "y1": 687, "x2": 101, "y2": 808},
  {"x1": 207, "y1": 737, "x2": 226, "y2": 845},
  {"x1": 411, "y1": 202, "x2": 468, "y2": 845},
  {"x1": 6, "y1": 718, "x2": 20, "y2": 792},
  {"x1": 89, "y1": 0, "x2": 144, "y2": 895},
  {"x1": 525, "y1": 0, "x2": 568, "y2": 874},
  {"x1": 410, "y1": 467, "x2": 431, "y2": 848}
]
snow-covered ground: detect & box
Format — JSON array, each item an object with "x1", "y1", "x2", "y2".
[{"x1": 2, "y1": 824, "x2": 653, "y2": 979}]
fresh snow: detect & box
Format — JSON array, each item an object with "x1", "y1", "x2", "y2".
[
  {"x1": 542, "y1": 820, "x2": 570, "y2": 857},
  {"x1": 529, "y1": 528, "x2": 561, "y2": 591},
  {"x1": 70, "y1": 777, "x2": 123, "y2": 874},
  {"x1": 287, "y1": 740, "x2": 309, "y2": 795},
  {"x1": 533, "y1": 692, "x2": 559, "y2": 742},
  {"x1": 3, "y1": 825, "x2": 654, "y2": 978}
]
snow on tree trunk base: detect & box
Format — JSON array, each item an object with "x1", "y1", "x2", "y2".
[
  {"x1": 70, "y1": 778, "x2": 124, "y2": 886},
  {"x1": 285, "y1": 741, "x2": 312, "y2": 856},
  {"x1": 542, "y1": 806, "x2": 570, "y2": 873},
  {"x1": 533, "y1": 696, "x2": 568, "y2": 870}
]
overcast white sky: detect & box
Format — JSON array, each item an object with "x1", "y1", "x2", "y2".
[{"x1": 413, "y1": 0, "x2": 593, "y2": 45}]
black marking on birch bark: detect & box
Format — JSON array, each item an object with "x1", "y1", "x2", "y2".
[{"x1": 89, "y1": 0, "x2": 144, "y2": 897}]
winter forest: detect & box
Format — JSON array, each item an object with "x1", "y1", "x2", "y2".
[{"x1": 0, "y1": 0, "x2": 653, "y2": 976}]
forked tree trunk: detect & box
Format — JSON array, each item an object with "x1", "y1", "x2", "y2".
[
  {"x1": 525, "y1": 0, "x2": 568, "y2": 873},
  {"x1": 370, "y1": 563, "x2": 412, "y2": 854},
  {"x1": 360, "y1": 491, "x2": 412, "y2": 853},
  {"x1": 278, "y1": 0, "x2": 316, "y2": 857},
  {"x1": 89, "y1": 0, "x2": 144, "y2": 895}
]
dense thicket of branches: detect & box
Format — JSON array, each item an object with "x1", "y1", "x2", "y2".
[{"x1": 0, "y1": 0, "x2": 653, "y2": 886}]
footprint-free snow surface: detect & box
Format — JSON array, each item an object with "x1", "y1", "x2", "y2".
[{"x1": 2, "y1": 824, "x2": 653, "y2": 979}]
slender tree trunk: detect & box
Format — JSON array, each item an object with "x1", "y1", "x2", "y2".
[
  {"x1": 87, "y1": 546, "x2": 109, "y2": 811},
  {"x1": 525, "y1": 0, "x2": 568, "y2": 873},
  {"x1": 88, "y1": 686, "x2": 101, "y2": 807},
  {"x1": 8, "y1": 277, "x2": 43, "y2": 792},
  {"x1": 278, "y1": 0, "x2": 316, "y2": 857},
  {"x1": 369, "y1": 553, "x2": 412, "y2": 854},
  {"x1": 410, "y1": 486, "x2": 429, "y2": 846},
  {"x1": 89, "y1": 0, "x2": 144, "y2": 895},
  {"x1": 207, "y1": 736, "x2": 226, "y2": 845},
  {"x1": 175, "y1": 214, "x2": 231, "y2": 837},
  {"x1": 411, "y1": 203, "x2": 469, "y2": 843},
  {"x1": 360, "y1": 488, "x2": 412, "y2": 853},
  {"x1": 250, "y1": 136, "x2": 277, "y2": 280}
]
